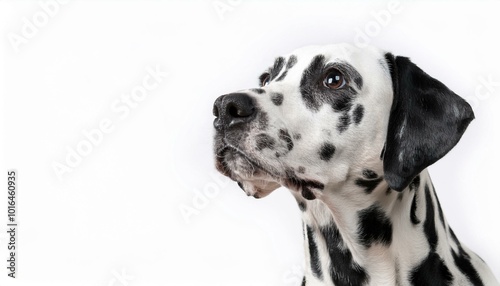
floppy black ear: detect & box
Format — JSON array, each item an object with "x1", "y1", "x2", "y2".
[{"x1": 383, "y1": 53, "x2": 474, "y2": 191}]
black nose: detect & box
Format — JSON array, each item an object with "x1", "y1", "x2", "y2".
[{"x1": 213, "y1": 93, "x2": 256, "y2": 130}]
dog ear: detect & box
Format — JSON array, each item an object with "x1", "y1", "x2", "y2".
[{"x1": 383, "y1": 53, "x2": 474, "y2": 191}]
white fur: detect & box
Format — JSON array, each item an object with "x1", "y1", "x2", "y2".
[{"x1": 221, "y1": 43, "x2": 499, "y2": 285}]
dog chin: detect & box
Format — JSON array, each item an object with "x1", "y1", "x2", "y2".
[
  {"x1": 215, "y1": 146, "x2": 281, "y2": 198},
  {"x1": 237, "y1": 177, "x2": 281, "y2": 198}
]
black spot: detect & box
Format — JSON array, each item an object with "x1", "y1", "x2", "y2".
[
  {"x1": 251, "y1": 88, "x2": 265, "y2": 94},
  {"x1": 410, "y1": 252, "x2": 453, "y2": 286},
  {"x1": 255, "y1": 133, "x2": 275, "y2": 151},
  {"x1": 431, "y1": 183, "x2": 446, "y2": 229},
  {"x1": 354, "y1": 76, "x2": 363, "y2": 90},
  {"x1": 362, "y1": 169, "x2": 378, "y2": 179},
  {"x1": 380, "y1": 143, "x2": 386, "y2": 160},
  {"x1": 305, "y1": 180, "x2": 324, "y2": 190},
  {"x1": 353, "y1": 104, "x2": 364, "y2": 125},
  {"x1": 449, "y1": 229, "x2": 484, "y2": 285},
  {"x1": 337, "y1": 111, "x2": 351, "y2": 133},
  {"x1": 301, "y1": 276, "x2": 306, "y2": 286},
  {"x1": 386, "y1": 187, "x2": 392, "y2": 195},
  {"x1": 357, "y1": 204, "x2": 393, "y2": 247},
  {"x1": 270, "y1": 92, "x2": 284, "y2": 106},
  {"x1": 424, "y1": 184, "x2": 438, "y2": 252},
  {"x1": 449, "y1": 228, "x2": 460, "y2": 245},
  {"x1": 302, "y1": 188, "x2": 316, "y2": 200},
  {"x1": 301, "y1": 55, "x2": 326, "y2": 107},
  {"x1": 319, "y1": 142, "x2": 335, "y2": 161},
  {"x1": 397, "y1": 192, "x2": 404, "y2": 201},
  {"x1": 270, "y1": 57, "x2": 285, "y2": 80},
  {"x1": 276, "y1": 70, "x2": 288, "y2": 81},
  {"x1": 355, "y1": 174, "x2": 383, "y2": 194},
  {"x1": 285, "y1": 167, "x2": 296, "y2": 178},
  {"x1": 298, "y1": 166, "x2": 306, "y2": 174},
  {"x1": 237, "y1": 182, "x2": 244, "y2": 190},
  {"x1": 293, "y1": 133, "x2": 302, "y2": 140},
  {"x1": 409, "y1": 175, "x2": 421, "y2": 191},
  {"x1": 306, "y1": 226, "x2": 323, "y2": 279},
  {"x1": 284, "y1": 169, "x2": 325, "y2": 193},
  {"x1": 410, "y1": 191, "x2": 421, "y2": 225},
  {"x1": 279, "y1": 129, "x2": 294, "y2": 151},
  {"x1": 275, "y1": 55, "x2": 297, "y2": 82},
  {"x1": 319, "y1": 223, "x2": 369, "y2": 286},
  {"x1": 298, "y1": 201, "x2": 307, "y2": 211},
  {"x1": 287, "y1": 55, "x2": 297, "y2": 69},
  {"x1": 332, "y1": 95, "x2": 353, "y2": 112},
  {"x1": 300, "y1": 55, "x2": 360, "y2": 113},
  {"x1": 302, "y1": 222, "x2": 306, "y2": 239}
]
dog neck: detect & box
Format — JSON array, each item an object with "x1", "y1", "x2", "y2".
[{"x1": 296, "y1": 169, "x2": 457, "y2": 285}]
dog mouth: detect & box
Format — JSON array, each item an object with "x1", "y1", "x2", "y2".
[
  {"x1": 214, "y1": 137, "x2": 325, "y2": 200},
  {"x1": 214, "y1": 140, "x2": 282, "y2": 198}
]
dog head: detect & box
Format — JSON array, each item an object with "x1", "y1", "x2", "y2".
[{"x1": 213, "y1": 43, "x2": 473, "y2": 200}]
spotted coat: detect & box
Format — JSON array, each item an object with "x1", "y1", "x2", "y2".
[{"x1": 213, "y1": 44, "x2": 499, "y2": 285}]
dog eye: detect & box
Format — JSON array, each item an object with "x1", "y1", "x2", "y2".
[
  {"x1": 323, "y1": 69, "x2": 345, "y2": 89},
  {"x1": 259, "y1": 73, "x2": 271, "y2": 87}
]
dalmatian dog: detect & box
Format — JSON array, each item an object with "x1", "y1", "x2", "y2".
[{"x1": 212, "y1": 43, "x2": 499, "y2": 285}]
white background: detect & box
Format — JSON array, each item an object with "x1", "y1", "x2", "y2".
[{"x1": 1, "y1": 1, "x2": 499, "y2": 285}]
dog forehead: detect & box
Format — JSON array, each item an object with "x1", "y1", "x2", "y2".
[
  {"x1": 289, "y1": 43, "x2": 354, "y2": 60},
  {"x1": 285, "y1": 43, "x2": 383, "y2": 69}
]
